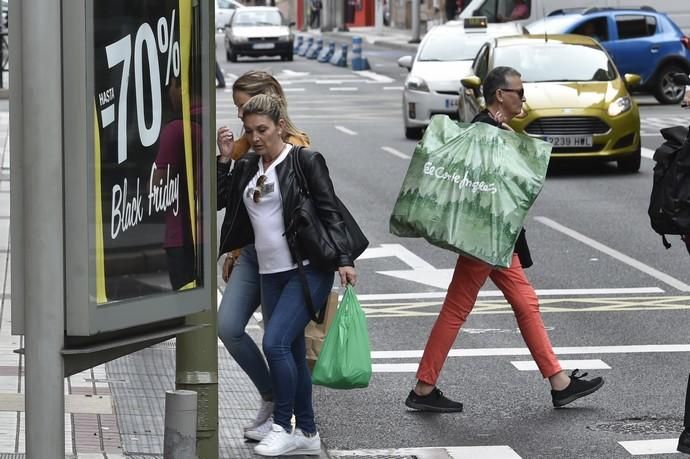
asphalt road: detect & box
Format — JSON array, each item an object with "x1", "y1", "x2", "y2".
[{"x1": 216, "y1": 37, "x2": 690, "y2": 459}]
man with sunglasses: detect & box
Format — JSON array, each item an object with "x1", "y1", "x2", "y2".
[{"x1": 405, "y1": 66, "x2": 605, "y2": 413}]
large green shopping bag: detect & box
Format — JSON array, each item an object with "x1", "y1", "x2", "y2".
[
  {"x1": 390, "y1": 115, "x2": 552, "y2": 268},
  {"x1": 311, "y1": 285, "x2": 372, "y2": 389}
]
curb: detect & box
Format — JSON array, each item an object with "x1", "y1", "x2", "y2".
[{"x1": 321, "y1": 439, "x2": 334, "y2": 458}]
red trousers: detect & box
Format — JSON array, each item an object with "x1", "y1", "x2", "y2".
[{"x1": 416, "y1": 253, "x2": 562, "y2": 385}]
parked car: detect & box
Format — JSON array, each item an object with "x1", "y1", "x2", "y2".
[
  {"x1": 527, "y1": 7, "x2": 690, "y2": 104},
  {"x1": 458, "y1": 34, "x2": 642, "y2": 172},
  {"x1": 224, "y1": 7, "x2": 294, "y2": 62},
  {"x1": 398, "y1": 17, "x2": 525, "y2": 139},
  {"x1": 216, "y1": 0, "x2": 244, "y2": 31}
]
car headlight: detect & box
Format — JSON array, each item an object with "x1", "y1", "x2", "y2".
[
  {"x1": 232, "y1": 35, "x2": 249, "y2": 43},
  {"x1": 607, "y1": 96, "x2": 632, "y2": 117},
  {"x1": 405, "y1": 76, "x2": 430, "y2": 92},
  {"x1": 278, "y1": 35, "x2": 291, "y2": 42}
]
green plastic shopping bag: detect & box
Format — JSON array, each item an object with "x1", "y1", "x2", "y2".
[
  {"x1": 390, "y1": 115, "x2": 552, "y2": 268},
  {"x1": 311, "y1": 285, "x2": 372, "y2": 389}
]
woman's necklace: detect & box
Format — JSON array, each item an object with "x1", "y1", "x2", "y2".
[{"x1": 262, "y1": 142, "x2": 286, "y2": 171}]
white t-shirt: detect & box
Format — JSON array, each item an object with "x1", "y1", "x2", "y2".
[{"x1": 243, "y1": 143, "x2": 298, "y2": 274}]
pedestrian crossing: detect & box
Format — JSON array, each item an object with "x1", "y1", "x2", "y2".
[
  {"x1": 328, "y1": 441, "x2": 684, "y2": 457},
  {"x1": 641, "y1": 117, "x2": 686, "y2": 136}
]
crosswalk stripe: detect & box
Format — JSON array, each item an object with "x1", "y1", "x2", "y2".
[
  {"x1": 618, "y1": 438, "x2": 679, "y2": 455},
  {"x1": 511, "y1": 359, "x2": 611, "y2": 371},
  {"x1": 371, "y1": 344, "x2": 690, "y2": 359},
  {"x1": 330, "y1": 446, "x2": 522, "y2": 458}
]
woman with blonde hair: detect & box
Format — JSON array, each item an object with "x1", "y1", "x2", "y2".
[
  {"x1": 216, "y1": 70, "x2": 309, "y2": 441},
  {"x1": 218, "y1": 93, "x2": 357, "y2": 456}
]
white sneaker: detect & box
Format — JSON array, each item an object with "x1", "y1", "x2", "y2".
[
  {"x1": 244, "y1": 416, "x2": 273, "y2": 441},
  {"x1": 243, "y1": 399, "x2": 274, "y2": 431},
  {"x1": 290, "y1": 428, "x2": 321, "y2": 456},
  {"x1": 254, "y1": 424, "x2": 297, "y2": 456}
]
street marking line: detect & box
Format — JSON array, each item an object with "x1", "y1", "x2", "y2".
[
  {"x1": 356, "y1": 287, "x2": 664, "y2": 301},
  {"x1": 641, "y1": 147, "x2": 655, "y2": 159},
  {"x1": 511, "y1": 359, "x2": 611, "y2": 371},
  {"x1": 383, "y1": 86, "x2": 404, "y2": 90},
  {"x1": 381, "y1": 146, "x2": 411, "y2": 159},
  {"x1": 330, "y1": 446, "x2": 522, "y2": 458},
  {"x1": 535, "y1": 216, "x2": 690, "y2": 292},
  {"x1": 618, "y1": 438, "x2": 680, "y2": 455},
  {"x1": 371, "y1": 344, "x2": 690, "y2": 359},
  {"x1": 329, "y1": 87, "x2": 358, "y2": 91},
  {"x1": 334, "y1": 125, "x2": 358, "y2": 136},
  {"x1": 354, "y1": 70, "x2": 395, "y2": 83},
  {"x1": 283, "y1": 87, "x2": 306, "y2": 92},
  {"x1": 372, "y1": 363, "x2": 418, "y2": 373},
  {"x1": 361, "y1": 296, "x2": 690, "y2": 318}
]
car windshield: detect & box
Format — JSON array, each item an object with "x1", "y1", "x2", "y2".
[
  {"x1": 418, "y1": 31, "x2": 494, "y2": 61},
  {"x1": 494, "y1": 43, "x2": 616, "y2": 82},
  {"x1": 233, "y1": 10, "x2": 282, "y2": 26}
]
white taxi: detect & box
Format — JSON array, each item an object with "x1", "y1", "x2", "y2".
[{"x1": 398, "y1": 17, "x2": 525, "y2": 139}]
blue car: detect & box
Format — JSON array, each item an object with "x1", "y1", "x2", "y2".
[{"x1": 527, "y1": 7, "x2": 690, "y2": 104}]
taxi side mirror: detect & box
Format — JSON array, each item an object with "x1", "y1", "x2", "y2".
[
  {"x1": 397, "y1": 55, "x2": 413, "y2": 71},
  {"x1": 461, "y1": 75, "x2": 482, "y2": 89},
  {"x1": 623, "y1": 73, "x2": 642, "y2": 88}
]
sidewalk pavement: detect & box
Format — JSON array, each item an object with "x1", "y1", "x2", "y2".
[
  {"x1": 306, "y1": 25, "x2": 422, "y2": 52},
  {"x1": 0, "y1": 105, "x2": 330, "y2": 457}
]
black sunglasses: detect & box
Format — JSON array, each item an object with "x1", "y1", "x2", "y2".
[
  {"x1": 252, "y1": 175, "x2": 268, "y2": 203},
  {"x1": 500, "y1": 87, "x2": 525, "y2": 98}
]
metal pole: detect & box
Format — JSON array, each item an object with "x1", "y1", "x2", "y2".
[
  {"x1": 410, "y1": 0, "x2": 421, "y2": 43},
  {"x1": 13, "y1": 0, "x2": 66, "y2": 456},
  {"x1": 164, "y1": 390, "x2": 198, "y2": 459},
  {"x1": 375, "y1": 0, "x2": 383, "y2": 34},
  {"x1": 174, "y1": 2, "x2": 219, "y2": 456}
]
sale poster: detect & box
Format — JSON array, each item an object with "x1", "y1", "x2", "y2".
[{"x1": 92, "y1": 0, "x2": 204, "y2": 303}]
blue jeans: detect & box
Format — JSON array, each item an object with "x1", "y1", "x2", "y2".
[
  {"x1": 261, "y1": 265, "x2": 333, "y2": 434},
  {"x1": 218, "y1": 245, "x2": 272, "y2": 397}
]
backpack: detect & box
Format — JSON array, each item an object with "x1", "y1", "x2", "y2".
[{"x1": 648, "y1": 125, "x2": 690, "y2": 253}]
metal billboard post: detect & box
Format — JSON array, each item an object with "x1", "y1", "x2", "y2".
[{"x1": 11, "y1": 0, "x2": 66, "y2": 455}]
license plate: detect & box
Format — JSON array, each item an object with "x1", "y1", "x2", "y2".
[
  {"x1": 445, "y1": 98, "x2": 458, "y2": 108},
  {"x1": 544, "y1": 135, "x2": 593, "y2": 148},
  {"x1": 252, "y1": 43, "x2": 275, "y2": 50}
]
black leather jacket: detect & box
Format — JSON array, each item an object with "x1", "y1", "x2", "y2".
[
  {"x1": 471, "y1": 110, "x2": 533, "y2": 268},
  {"x1": 217, "y1": 147, "x2": 354, "y2": 267}
]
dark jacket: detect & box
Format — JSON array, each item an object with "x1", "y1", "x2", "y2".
[
  {"x1": 471, "y1": 110, "x2": 533, "y2": 269},
  {"x1": 217, "y1": 146, "x2": 354, "y2": 268}
]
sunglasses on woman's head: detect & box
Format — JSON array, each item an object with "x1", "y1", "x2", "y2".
[{"x1": 252, "y1": 175, "x2": 268, "y2": 203}]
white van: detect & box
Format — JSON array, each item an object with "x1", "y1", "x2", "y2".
[{"x1": 459, "y1": 0, "x2": 690, "y2": 32}]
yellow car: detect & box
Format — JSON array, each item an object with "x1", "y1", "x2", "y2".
[{"x1": 458, "y1": 34, "x2": 642, "y2": 172}]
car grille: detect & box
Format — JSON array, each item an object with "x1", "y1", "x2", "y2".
[
  {"x1": 248, "y1": 37, "x2": 278, "y2": 43},
  {"x1": 524, "y1": 117, "x2": 610, "y2": 135}
]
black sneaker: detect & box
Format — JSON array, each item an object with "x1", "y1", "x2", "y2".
[
  {"x1": 405, "y1": 387, "x2": 463, "y2": 413},
  {"x1": 679, "y1": 428, "x2": 690, "y2": 454},
  {"x1": 551, "y1": 369, "x2": 604, "y2": 408}
]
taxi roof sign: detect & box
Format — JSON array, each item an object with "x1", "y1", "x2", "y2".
[{"x1": 464, "y1": 16, "x2": 488, "y2": 29}]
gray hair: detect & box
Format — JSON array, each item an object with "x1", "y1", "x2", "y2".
[{"x1": 483, "y1": 66, "x2": 522, "y2": 104}]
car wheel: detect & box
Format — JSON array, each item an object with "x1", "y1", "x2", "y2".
[
  {"x1": 285, "y1": 51, "x2": 294, "y2": 62},
  {"x1": 653, "y1": 64, "x2": 685, "y2": 104},
  {"x1": 229, "y1": 50, "x2": 238, "y2": 63},
  {"x1": 617, "y1": 148, "x2": 641, "y2": 173},
  {"x1": 405, "y1": 126, "x2": 424, "y2": 140}
]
